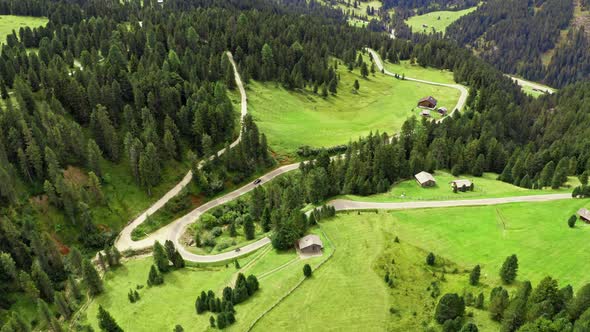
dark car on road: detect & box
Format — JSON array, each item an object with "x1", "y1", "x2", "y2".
[{"x1": 253, "y1": 179, "x2": 262, "y2": 185}]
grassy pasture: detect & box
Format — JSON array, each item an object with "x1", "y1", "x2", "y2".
[
  {"x1": 405, "y1": 7, "x2": 478, "y2": 35},
  {"x1": 248, "y1": 61, "x2": 460, "y2": 156},
  {"x1": 342, "y1": 171, "x2": 578, "y2": 202},
  {"x1": 320, "y1": 0, "x2": 383, "y2": 18},
  {"x1": 0, "y1": 15, "x2": 47, "y2": 44},
  {"x1": 382, "y1": 59, "x2": 457, "y2": 85},
  {"x1": 390, "y1": 198, "x2": 590, "y2": 288},
  {"x1": 252, "y1": 213, "x2": 391, "y2": 331},
  {"x1": 253, "y1": 212, "x2": 498, "y2": 331},
  {"x1": 83, "y1": 231, "x2": 329, "y2": 331},
  {"x1": 78, "y1": 200, "x2": 590, "y2": 331}
]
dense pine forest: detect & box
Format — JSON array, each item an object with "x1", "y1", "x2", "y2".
[
  {"x1": 1, "y1": 0, "x2": 590, "y2": 330},
  {"x1": 445, "y1": 0, "x2": 590, "y2": 88}
]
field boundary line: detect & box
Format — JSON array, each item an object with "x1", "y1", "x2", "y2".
[
  {"x1": 246, "y1": 223, "x2": 336, "y2": 332},
  {"x1": 257, "y1": 257, "x2": 299, "y2": 280}
]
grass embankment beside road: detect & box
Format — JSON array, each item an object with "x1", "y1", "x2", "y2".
[
  {"x1": 405, "y1": 7, "x2": 478, "y2": 35},
  {"x1": 248, "y1": 59, "x2": 460, "y2": 157},
  {"x1": 342, "y1": 171, "x2": 579, "y2": 202}
]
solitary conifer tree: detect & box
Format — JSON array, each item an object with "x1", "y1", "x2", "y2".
[
  {"x1": 97, "y1": 305, "x2": 123, "y2": 332},
  {"x1": 470, "y1": 265, "x2": 481, "y2": 285},
  {"x1": 499, "y1": 255, "x2": 518, "y2": 284}
]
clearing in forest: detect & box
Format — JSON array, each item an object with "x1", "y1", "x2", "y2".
[
  {"x1": 0, "y1": 15, "x2": 47, "y2": 44},
  {"x1": 405, "y1": 7, "x2": 478, "y2": 35},
  {"x1": 248, "y1": 59, "x2": 460, "y2": 157}
]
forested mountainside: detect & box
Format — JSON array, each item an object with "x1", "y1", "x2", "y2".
[
  {"x1": 374, "y1": 38, "x2": 590, "y2": 190},
  {"x1": 2, "y1": 0, "x2": 590, "y2": 330},
  {"x1": 0, "y1": 0, "x2": 382, "y2": 236},
  {"x1": 0, "y1": 0, "x2": 390, "y2": 322},
  {"x1": 446, "y1": 0, "x2": 590, "y2": 88}
]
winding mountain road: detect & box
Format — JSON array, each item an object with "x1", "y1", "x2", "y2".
[
  {"x1": 115, "y1": 52, "x2": 249, "y2": 253},
  {"x1": 115, "y1": 51, "x2": 571, "y2": 264},
  {"x1": 366, "y1": 48, "x2": 468, "y2": 121},
  {"x1": 508, "y1": 75, "x2": 556, "y2": 95},
  {"x1": 329, "y1": 193, "x2": 571, "y2": 211}
]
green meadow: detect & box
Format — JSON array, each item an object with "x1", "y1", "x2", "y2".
[
  {"x1": 82, "y1": 232, "x2": 329, "y2": 331},
  {"x1": 77, "y1": 198, "x2": 590, "y2": 331},
  {"x1": 405, "y1": 7, "x2": 478, "y2": 35},
  {"x1": 320, "y1": 0, "x2": 383, "y2": 18},
  {"x1": 342, "y1": 171, "x2": 578, "y2": 202},
  {"x1": 248, "y1": 61, "x2": 460, "y2": 156},
  {"x1": 382, "y1": 59, "x2": 457, "y2": 85},
  {"x1": 253, "y1": 212, "x2": 497, "y2": 331},
  {"x1": 0, "y1": 15, "x2": 47, "y2": 43},
  {"x1": 390, "y1": 198, "x2": 590, "y2": 288}
]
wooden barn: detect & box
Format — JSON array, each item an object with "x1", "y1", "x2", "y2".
[
  {"x1": 451, "y1": 179, "x2": 474, "y2": 192},
  {"x1": 298, "y1": 235, "x2": 323, "y2": 255},
  {"x1": 578, "y1": 208, "x2": 590, "y2": 224},
  {"x1": 418, "y1": 96, "x2": 437, "y2": 109},
  {"x1": 415, "y1": 171, "x2": 436, "y2": 187}
]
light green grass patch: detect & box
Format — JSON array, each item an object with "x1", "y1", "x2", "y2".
[
  {"x1": 405, "y1": 7, "x2": 478, "y2": 34},
  {"x1": 320, "y1": 0, "x2": 382, "y2": 17},
  {"x1": 347, "y1": 18, "x2": 367, "y2": 28},
  {"x1": 248, "y1": 62, "x2": 459, "y2": 156},
  {"x1": 508, "y1": 76, "x2": 556, "y2": 98},
  {"x1": 252, "y1": 213, "x2": 390, "y2": 331},
  {"x1": 342, "y1": 171, "x2": 575, "y2": 202},
  {"x1": 186, "y1": 226, "x2": 269, "y2": 255},
  {"x1": 0, "y1": 15, "x2": 47, "y2": 44},
  {"x1": 382, "y1": 59, "x2": 457, "y2": 85},
  {"x1": 83, "y1": 230, "x2": 330, "y2": 332},
  {"x1": 390, "y1": 198, "x2": 590, "y2": 288},
  {"x1": 84, "y1": 259, "x2": 236, "y2": 331},
  {"x1": 253, "y1": 213, "x2": 498, "y2": 331}
]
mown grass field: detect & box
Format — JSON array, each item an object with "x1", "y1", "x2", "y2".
[
  {"x1": 83, "y1": 231, "x2": 329, "y2": 331},
  {"x1": 252, "y1": 213, "x2": 391, "y2": 331},
  {"x1": 342, "y1": 171, "x2": 578, "y2": 202},
  {"x1": 405, "y1": 7, "x2": 478, "y2": 34},
  {"x1": 248, "y1": 60, "x2": 460, "y2": 156},
  {"x1": 78, "y1": 203, "x2": 590, "y2": 331},
  {"x1": 253, "y1": 213, "x2": 497, "y2": 331},
  {"x1": 382, "y1": 59, "x2": 457, "y2": 85},
  {"x1": 390, "y1": 198, "x2": 590, "y2": 288},
  {"x1": 0, "y1": 15, "x2": 47, "y2": 44},
  {"x1": 83, "y1": 257, "x2": 237, "y2": 331}
]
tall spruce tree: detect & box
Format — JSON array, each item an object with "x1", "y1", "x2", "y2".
[
  {"x1": 500, "y1": 255, "x2": 518, "y2": 284},
  {"x1": 97, "y1": 305, "x2": 123, "y2": 332},
  {"x1": 82, "y1": 259, "x2": 103, "y2": 296}
]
